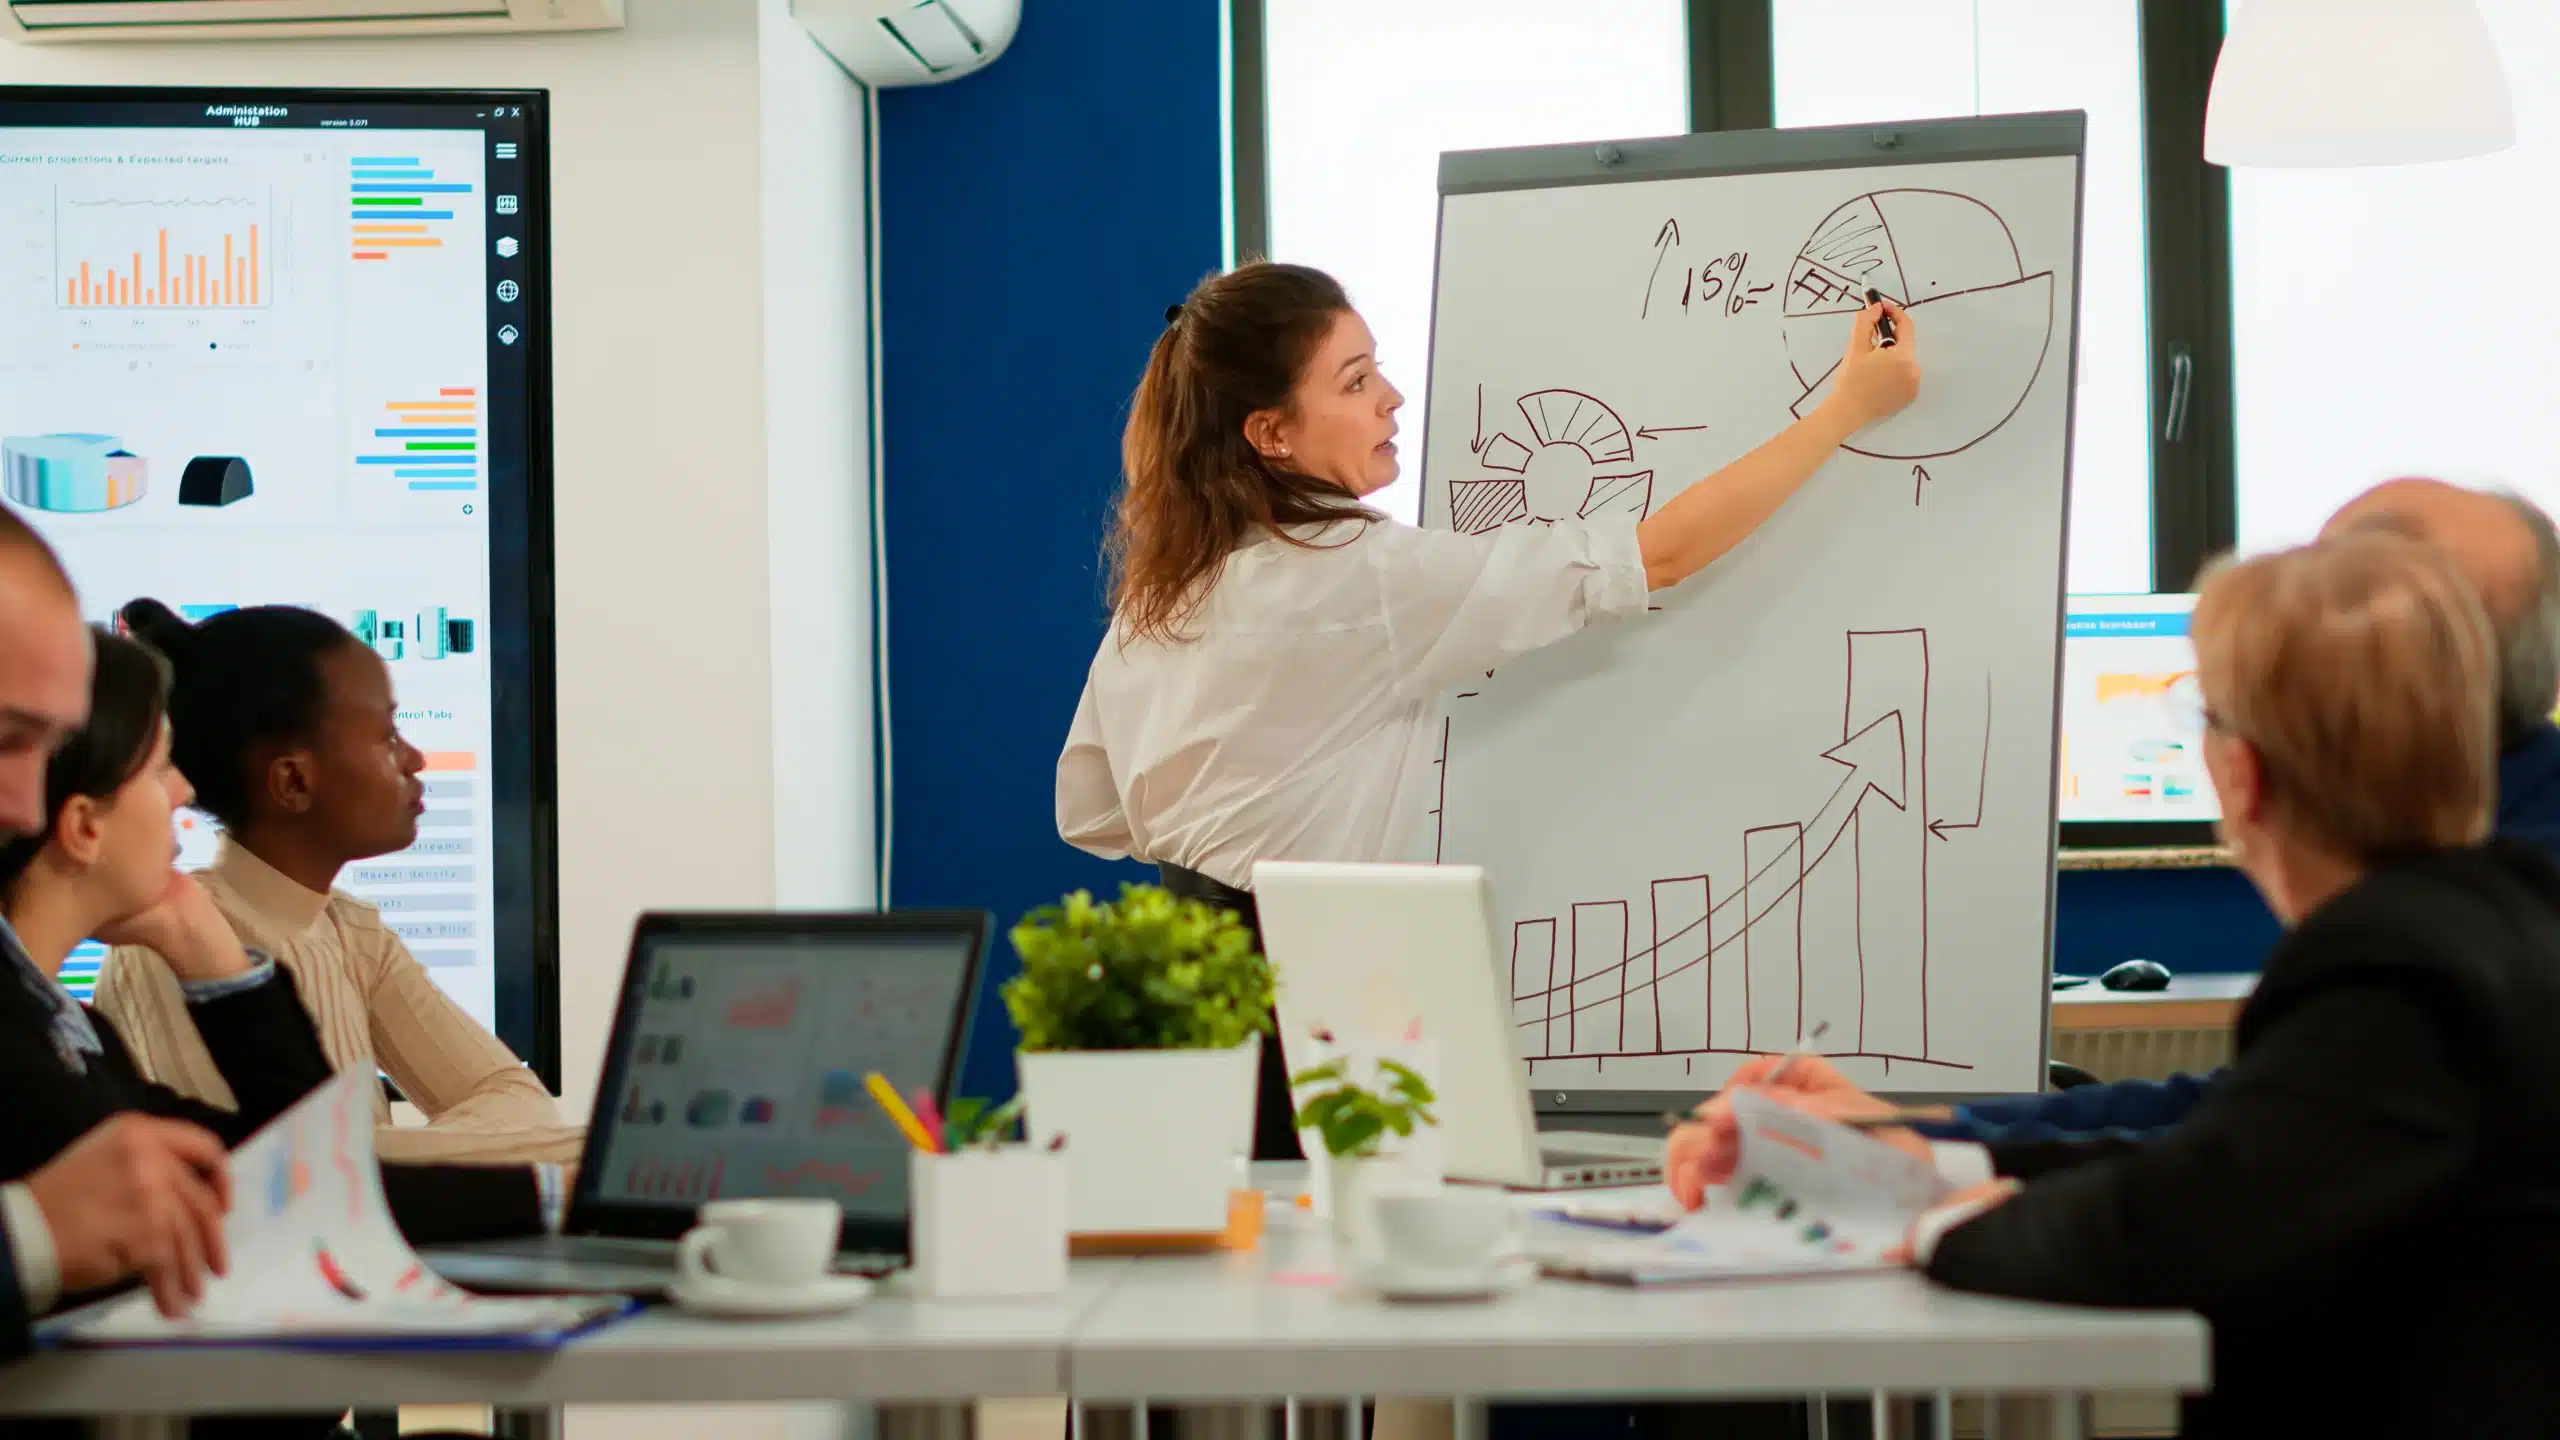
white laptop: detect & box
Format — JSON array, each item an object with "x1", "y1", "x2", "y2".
[{"x1": 1251, "y1": 860, "x2": 1662, "y2": 1190}]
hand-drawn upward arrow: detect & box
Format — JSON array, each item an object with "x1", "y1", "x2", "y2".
[
  {"x1": 1928, "y1": 674, "x2": 1993, "y2": 841},
  {"x1": 1913, "y1": 464, "x2": 1932, "y2": 506},
  {"x1": 1642, "y1": 218, "x2": 1681, "y2": 319}
]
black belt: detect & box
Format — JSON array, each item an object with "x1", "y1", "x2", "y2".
[
  {"x1": 1154, "y1": 863, "x2": 1298, "y2": 1161},
  {"x1": 1156, "y1": 863, "x2": 1259, "y2": 933}
]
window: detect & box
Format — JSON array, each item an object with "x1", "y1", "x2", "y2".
[
  {"x1": 2229, "y1": 0, "x2": 2557, "y2": 552},
  {"x1": 1774, "y1": 0, "x2": 2155, "y2": 594},
  {"x1": 1257, "y1": 0, "x2": 1688, "y2": 524},
  {"x1": 1235, "y1": 2, "x2": 2227, "y2": 591}
]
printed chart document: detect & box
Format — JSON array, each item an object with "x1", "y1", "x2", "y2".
[
  {"x1": 46, "y1": 1072, "x2": 630, "y2": 1348},
  {"x1": 1531, "y1": 1091, "x2": 1948, "y2": 1285}
]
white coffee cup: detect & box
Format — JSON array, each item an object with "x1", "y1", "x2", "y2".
[
  {"x1": 1371, "y1": 1188, "x2": 1520, "y2": 1276},
  {"x1": 676, "y1": 1198, "x2": 841, "y2": 1290}
]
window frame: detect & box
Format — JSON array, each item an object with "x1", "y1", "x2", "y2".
[{"x1": 1227, "y1": 0, "x2": 2235, "y2": 594}]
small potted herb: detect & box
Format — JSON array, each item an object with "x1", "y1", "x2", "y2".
[
  {"x1": 1291, "y1": 1052, "x2": 1438, "y2": 1259},
  {"x1": 1004, "y1": 884, "x2": 1274, "y2": 1235}
]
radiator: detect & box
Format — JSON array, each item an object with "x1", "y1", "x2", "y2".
[{"x1": 2053, "y1": 1025, "x2": 2235, "y2": 1083}]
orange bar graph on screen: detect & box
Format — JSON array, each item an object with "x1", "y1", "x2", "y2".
[{"x1": 62, "y1": 223, "x2": 270, "y2": 310}]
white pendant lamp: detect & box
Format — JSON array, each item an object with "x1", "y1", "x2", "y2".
[{"x1": 2206, "y1": 0, "x2": 2515, "y2": 166}]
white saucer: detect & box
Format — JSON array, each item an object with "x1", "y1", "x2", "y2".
[
  {"x1": 667, "y1": 1272, "x2": 873, "y2": 1319},
  {"x1": 1357, "y1": 1255, "x2": 1534, "y2": 1302}
]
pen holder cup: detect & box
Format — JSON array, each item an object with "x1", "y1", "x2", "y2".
[{"x1": 910, "y1": 1147, "x2": 1069, "y2": 1300}]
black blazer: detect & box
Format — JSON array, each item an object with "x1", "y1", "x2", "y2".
[
  {"x1": 0, "y1": 961, "x2": 545, "y2": 1258},
  {"x1": 1926, "y1": 840, "x2": 2560, "y2": 1439}
]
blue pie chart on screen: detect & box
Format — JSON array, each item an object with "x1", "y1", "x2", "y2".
[{"x1": 3, "y1": 434, "x2": 147, "y2": 513}]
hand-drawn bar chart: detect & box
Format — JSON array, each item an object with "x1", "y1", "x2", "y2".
[{"x1": 1490, "y1": 630, "x2": 1968, "y2": 1074}]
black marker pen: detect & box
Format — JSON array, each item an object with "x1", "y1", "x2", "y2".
[{"x1": 1867, "y1": 288, "x2": 1897, "y2": 348}]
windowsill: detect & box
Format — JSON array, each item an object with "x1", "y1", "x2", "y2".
[{"x1": 2056, "y1": 846, "x2": 2230, "y2": 872}]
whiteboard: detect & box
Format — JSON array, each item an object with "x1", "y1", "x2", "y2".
[{"x1": 1418, "y1": 115, "x2": 2083, "y2": 1099}]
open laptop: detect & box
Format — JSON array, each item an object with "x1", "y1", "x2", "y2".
[
  {"x1": 425, "y1": 909, "x2": 988, "y2": 1295},
  {"x1": 1251, "y1": 861, "x2": 1662, "y2": 1190}
]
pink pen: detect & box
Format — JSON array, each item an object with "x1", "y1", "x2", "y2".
[{"x1": 909, "y1": 1087, "x2": 946, "y2": 1153}]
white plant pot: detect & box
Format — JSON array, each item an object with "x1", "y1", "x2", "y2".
[
  {"x1": 1326, "y1": 1153, "x2": 1387, "y2": 1271},
  {"x1": 1017, "y1": 1038, "x2": 1259, "y2": 1235}
]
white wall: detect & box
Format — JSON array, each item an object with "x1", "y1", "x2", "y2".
[
  {"x1": 760, "y1": 0, "x2": 877, "y2": 913},
  {"x1": 0, "y1": 0, "x2": 880, "y2": 1119}
]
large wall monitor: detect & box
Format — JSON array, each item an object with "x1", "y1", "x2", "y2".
[{"x1": 0, "y1": 87, "x2": 558, "y2": 1081}]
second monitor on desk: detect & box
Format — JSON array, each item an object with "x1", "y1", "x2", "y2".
[{"x1": 2060, "y1": 592, "x2": 2220, "y2": 851}]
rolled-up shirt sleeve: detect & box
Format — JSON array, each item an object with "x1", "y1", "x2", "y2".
[
  {"x1": 1375, "y1": 515, "x2": 1651, "y2": 700},
  {"x1": 1057, "y1": 677, "x2": 1135, "y2": 860}
]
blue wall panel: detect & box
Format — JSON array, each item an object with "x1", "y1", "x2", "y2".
[{"x1": 878, "y1": 1, "x2": 1222, "y2": 1096}]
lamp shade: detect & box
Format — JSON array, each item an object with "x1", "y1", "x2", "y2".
[{"x1": 2206, "y1": 0, "x2": 2515, "y2": 166}]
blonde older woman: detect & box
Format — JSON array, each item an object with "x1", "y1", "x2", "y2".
[{"x1": 1691, "y1": 532, "x2": 2560, "y2": 1437}]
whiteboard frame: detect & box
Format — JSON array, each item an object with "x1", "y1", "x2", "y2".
[{"x1": 1423, "y1": 110, "x2": 2088, "y2": 1114}]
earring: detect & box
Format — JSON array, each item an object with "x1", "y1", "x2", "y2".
[{"x1": 1277, "y1": 446, "x2": 1291, "y2": 458}]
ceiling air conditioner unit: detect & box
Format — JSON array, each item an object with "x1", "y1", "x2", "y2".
[
  {"x1": 3, "y1": 0, "x2": 623, "y2": 43},
  {"x1": 794, "y1": 0, "x2": 1017, "y2": 88}
]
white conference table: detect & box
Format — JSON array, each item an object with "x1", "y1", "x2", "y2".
[{"x1": 0, "y1": 1210, "x2": 2208, "y2": 1436}]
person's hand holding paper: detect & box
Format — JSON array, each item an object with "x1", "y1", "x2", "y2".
[{"x1": 1665, "y1": 1054, "x2": 1926, "y2": 1208}]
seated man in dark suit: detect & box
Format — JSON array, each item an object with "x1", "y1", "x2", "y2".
[{"x1": 0, "y1": 507, "x2": 234, "y2": 1353}]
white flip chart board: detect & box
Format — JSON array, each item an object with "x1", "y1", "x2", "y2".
[{"x1": 1419, "y1": 114, "x2": 2084, "y2": 1099}]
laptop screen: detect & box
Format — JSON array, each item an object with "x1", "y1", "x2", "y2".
[
  {"x1": 2058, "y1": 593, "x2": 2220, "y2": 826},
  {"x1": 583, "y1": 923, "x2": 979, "y2": 1229}
]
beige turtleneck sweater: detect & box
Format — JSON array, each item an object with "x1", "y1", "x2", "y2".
[{"x1": 93, "y1": 837, "x2": 584, "y2": 1164}]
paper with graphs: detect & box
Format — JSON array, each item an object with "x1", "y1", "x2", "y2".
[
  {"x1": 50, "y1": 1071, "x2": 623, "y2": 1345},
  {"x1": 1532, "y1": 1090, "x2": 1948, "y2": 1284}
]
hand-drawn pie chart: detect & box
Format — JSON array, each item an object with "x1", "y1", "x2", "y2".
[
  {"x1": 1447, "y1": 388, "x2": 1655, "y2": 536},
  {"x1": 1781, "y1": 189, "x2": 2055, "y2": 461}
]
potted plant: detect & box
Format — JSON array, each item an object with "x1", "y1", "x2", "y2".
[
  {"x1": 1291, "y1": 1053, "x2": 1439, "y2": 1265},
  {"x1": 1004, "y1": 884, "x2": 1275, "y2": 1235}
]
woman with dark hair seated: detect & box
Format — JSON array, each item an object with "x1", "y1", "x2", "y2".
[
  {"x1": 0, "y1": 630, "x2": 551, "y2": 1438},
  {"x1": 95, "y1": 600, "x2": 575, "y2": 1164}
]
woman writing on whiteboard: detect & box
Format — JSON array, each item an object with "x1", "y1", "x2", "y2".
[{"x1": 1057, "y1": 260, "x2": 1920, "y2": 1159}]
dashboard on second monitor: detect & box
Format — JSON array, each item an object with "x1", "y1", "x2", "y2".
[{"x1": 2057, "y1": 592, "x2": 2220, "y2": 851}]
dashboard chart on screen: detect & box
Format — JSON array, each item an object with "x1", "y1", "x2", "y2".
[
  {"x1": 0, "y1": 90, "x2": 555, "y2": 1075},
  {"x1": 2056, "y1": 592, "x2": 2219, "y2": 837}
]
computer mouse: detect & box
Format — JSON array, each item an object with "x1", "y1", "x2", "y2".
[{"x1": 2099, "y1": 958, "x2": 2173, "y2": 992}]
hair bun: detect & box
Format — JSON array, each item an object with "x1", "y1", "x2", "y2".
[{"x1": 117, "y1": 597, "x2": 196, "y2": 662}]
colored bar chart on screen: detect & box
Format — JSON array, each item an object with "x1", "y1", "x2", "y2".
[
  {"x1": 358, "y1": 388, "x2": 478, "y2": 492},
  {"x1": 59, "y1": 941, "x2": 105, "y2": 1002},
  {"x1": 349, "y1": 155, "x2": 469, "y2": 261},
  {"x1": 54, "y1": 186, "x2": 271, "y2": 309}
]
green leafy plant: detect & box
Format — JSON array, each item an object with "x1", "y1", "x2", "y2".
[
  {"x1": 1290, "y1": 1056, "x2": 1438, "y2": 1159},
  {"x1": 1003, "y1": 884, "x2": 1276, "y2": 1053},
  {"x1": 940, "y1": 1095, "x2": 1027, "y2": 1151}
]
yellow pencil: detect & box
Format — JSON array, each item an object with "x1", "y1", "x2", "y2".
[{"x1": 865, "y1": 1071, "x2": 939, "y2": 1152}]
